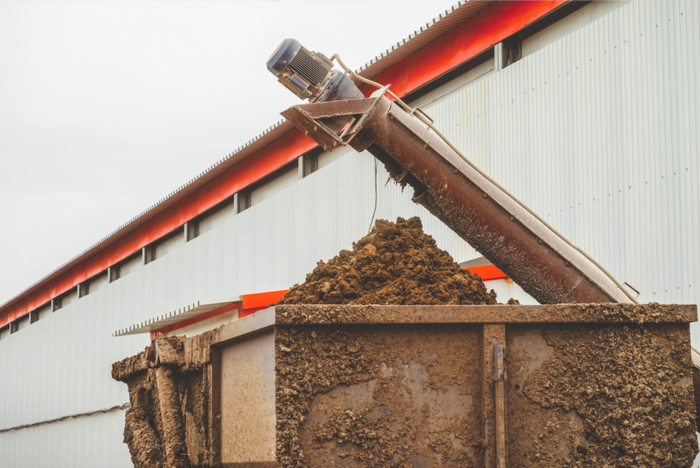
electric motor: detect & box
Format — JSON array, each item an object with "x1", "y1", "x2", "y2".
[{"x1": 267, "y1": 39, "x2": 334, "y2": 101}]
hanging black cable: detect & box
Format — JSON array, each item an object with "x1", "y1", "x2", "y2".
[{"x1": 368, "y1": 157, "x2": 378, "y2": 234}]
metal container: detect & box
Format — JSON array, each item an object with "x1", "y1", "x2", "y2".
[{"x1": 113, "y1": 303, "x2": 698, "y2": 467}]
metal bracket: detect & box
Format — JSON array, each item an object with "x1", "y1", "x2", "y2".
[{"x1": 281, "y1": 95, "x2": 385, "y2": 151}]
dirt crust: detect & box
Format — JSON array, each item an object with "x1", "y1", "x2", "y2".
[
  {"x1": 277, "y1": 217, "x2": 498, "y2": 306},
  {"x1": 518, "y1": 324, "x2": 697, "y2": 467},
  {"x1": 274, "y1": 303, "x2": 697, "y2": 326},
  {"x1": 112, "y1": 337, "x2": 214, "y2": 468},
  {"x1": 275, "y1": 324, "x2": 481, "y2": 467}
]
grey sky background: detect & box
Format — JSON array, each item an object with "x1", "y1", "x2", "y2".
[{"x1": 0, "y1": 1, "x2": 456, "y2": 305}]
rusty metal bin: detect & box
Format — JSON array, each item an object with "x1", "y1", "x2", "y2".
[{"x1": 114, "y1": 303, "x2": 698, "y2": 467}]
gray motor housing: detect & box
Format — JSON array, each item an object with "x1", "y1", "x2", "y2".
[{"x1": 267, "y1": 38, "x2": 334, "y2": 101}]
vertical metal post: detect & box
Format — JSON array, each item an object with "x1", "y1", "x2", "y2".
[
  {"x1": 494, "y1": 42, "x2": 504, "y2": 71},
  {"x1": 298, "y1": 155, "x2": 305, "y2": 179},
  {"x1": 210, "y1": 347, "x2": 222, "y2": 465},
  {"x1": 493, "y1": 342, "x2": 507, "y2": 468},
  {"x1": 78, "y1": 282, "x2": 89, "y2": 298},
  {"x1": 501, "y1": 33, "x2": 522, "y2": 68},
  {"x1": 143, "y1": 246, "x2": 155, "y2": 265},
  {"x1": 482, "y1": 324, "x2": 507, "y2": 467}
]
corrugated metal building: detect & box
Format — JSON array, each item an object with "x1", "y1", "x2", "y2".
[{"x1": 1, "y1": 1, "x2": 699, "y2": 465}]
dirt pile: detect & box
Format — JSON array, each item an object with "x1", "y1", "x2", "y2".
[{"x1": 278, "y1": 216, "x2": 498, "y2": 306}]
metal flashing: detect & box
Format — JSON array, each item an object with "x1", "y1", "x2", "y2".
[
  {"x1": 113, "y1": 297, "x2": 241, "y2": 337},
  {"x1": 355, "y1": 1, "x2": 493, "y2": 79}
]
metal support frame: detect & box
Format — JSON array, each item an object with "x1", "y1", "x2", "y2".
[
  {"x1": 29, "y1": 308, "x2": 40, "y2": 324},
  {"x1": 237, "y1": 190, "x2": 251, "y2": 213},
  {"x1": 185, "y1": 221, "x2": 199, "y2": 242},
  {"x1": 494, "y1": 42, "x2": 504, "y2": 72},
  {"x1": 499, "y1": 34, "x2": 522, "y2": 70},
  {"x1": 143, "y1": 245, "x2": 155, "y2": 265},
  {"x1": 110, "y1": 265, "x2": 122, "y2": 283},
  {"x1": 299, "y1": 147, "x2": 322, "y2": 179},
  {"x1": 297, "y1": 156, "x2": 304, "y2": 180}
]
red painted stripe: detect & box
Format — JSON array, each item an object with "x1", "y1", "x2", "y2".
[
  {"x1": 0, "y1": 1, "x2": 564, "y2": 328},
  {"x1": 151, "y1": 303, "x2": 239, "y2": 340},
  {"x1": 465, "y1": 264, "x2": 508, "y2": 282},
  {"x1": 364, "y1": 1, "x2": 566, "y2": 99}
]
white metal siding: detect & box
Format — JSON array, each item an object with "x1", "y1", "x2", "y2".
[
  {"x1": 36, "y1": 303, "x2": 51, "y2": 321},
  {"x1": 87, "y1": 271, "x2": 109, "y2": 296},
  {"x1": 250, "y1": 163, "x2": 299, "y2": 207},
  {"x1": 1, "y1": 1, "x2": 698, "y2": 464},
  {"x1": 0, "y1": 409, "x2": 132, "y2": 468},
  {"x1": 117, "y1": 252, "x2": 142, "y2": 279},
  {"x1": 197, "y1": 200, "x2": 235, "y2": 236},
  {"x1": 521, "y1": 1, "x2": 628, "y2": 58},
  {"x1": 154, "y1": 229, "x2": 185, "y2": 260},
  {"x1": 16, "y1": 314, "x2": 29, "y2": 331},
  {"x1": 58, "y1": 288, "x2": 77, "y2": 308}
]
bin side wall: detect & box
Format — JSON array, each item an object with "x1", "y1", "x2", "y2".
[
  {"x1": 506, "y1": 323, "x2": 698, "y2": 467},
  {"x1": 275, "y1": 324, "x2": 483, "y2": 467}
]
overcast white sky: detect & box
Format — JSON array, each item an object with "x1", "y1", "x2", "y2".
[{"x1": 0, "y1": 1, "x2": 456, "y2": 305}]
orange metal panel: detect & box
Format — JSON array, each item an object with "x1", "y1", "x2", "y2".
[
  {"x1": 465, "y1": 264, "x2": 509, "y2": 282},
  {"x1": 241, "y1": 290, "x2": 288, "y2": 310}
]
